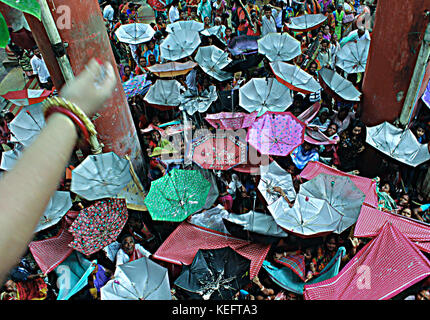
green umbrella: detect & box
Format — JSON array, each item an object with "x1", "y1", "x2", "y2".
[{"x1": 144, "y1": 169, "x2": 211, "y2": 222}]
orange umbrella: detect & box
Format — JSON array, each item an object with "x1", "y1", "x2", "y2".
[{"x1": 147, "y1": 61, "x2": 197, "y2": 78}]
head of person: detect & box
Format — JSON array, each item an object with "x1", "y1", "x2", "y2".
[
  {"x1": 147, "y1": 40, "x2": 155, "y2": 50},
  {"x1": 325, "y1": 122, "x2": 338, "y2": 137},
  {"x1": 32, "y1": 46, "x2": 41, "y2": 58},
  {"x1": 180, "y1": 10, "x2": 187, "y2": 20},
  {"x1": 156, "y1": 16, "x2": 163, "y2": 24},
  {"x1": 225, "y1": 27, "x2": 232, "y2": 37},
  {"x1": 416, "y1": 287, "x2": 430, "y2": 300},
  {"x1": 415, "y1": 123, "x2": 426, "y2": 139},
  {"x1": 263, "y1": 5, "x2": 272, "y2": 18},
  {"x1": 138, "y1": 56, "x2": 146, "y2": 67},
  {"x1": 381, "y1": 182, "x2": 391, "y2": 194},
  {"x1": 336, "y1": 4, "x2": 343, "y2": 13},
  {"x1": 302, "y1": 141, "x2": 315, "y2": 152},
  {"x1": 401, "y1": 208, "x2": 412, "y2": 218},
  {"x1": 357, "y1": 26, "x2": 366, "y2": 38},
  {"x1": 399, "y1": 193, "x2": 410, "y2": 207},
  {"x1": 325, "y1": 235, "x2": 338, "y2": 252},
  {"x1": 4, "y1": 112, "x2": 14, "y2": 123},
  {"x1": 214, "y1": 16, "x2": 222, "y2": 25},
  {"x1": 171, "y1": 0, "x2": 179, "y2": 7},
  {"x1": 120, "y1": 234, "x2": 135, "y2": 256},
  {"x1": 350, "y1": 120, "x2": 366, "y2": 140},
  {"x1": 204, "y1": 16, "x2": 210, "y2": 25},
  {"x1": 321, "y1": 39, "x2": 330, "y2": 51},
  {"x1": 286, "y1": 291, "x2": 298, "y2": 300},
  {"x1": 337, "y1": 108, "x2": 349, "y2": 121},
  {"x1": 148, "y1": 54, "x2": 156, "y2": 65},
  {"x1": 323, "y1": 25, "x2": 330, "y2": 35},
  {"x1": 124, "y1": 65, "x2": 131, "y2": 75},
  {"x1": 308, "y1": 61, "x2": 318, "y2": 74}
]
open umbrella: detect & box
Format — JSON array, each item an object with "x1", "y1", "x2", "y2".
[
  {"x1": 270, "y1": 61, "x2": 322, "y2": 94},
  {"x1": 258, "y1": 161, "x2": 296, "y2": 206},
  {"x1": 0, "y1": 142, "x2": 24, "y2": 171},
  {"x1": 179, "y1": 86, "x2": 218, "y2": 115},
  {"x1": 286, "y1": 13, "x2": 327, "y2": 32},
  {"x1": 335, "y1": 38, "x2": 371, "y2": 74},
  {"x1": 269, "y1": 173, "x2": 366, "y2": 237},
  {"x1": 144, "y1": 169, "x2": 211, "y2": 222},
  {"x1": 190, "y1": 132, "x2": 248, "y2": 171},
  {"x1": 319, "y1": 67, "x2": 362, "y2": 101},
  {"x1": 8, "y1": 103, "x2": 45, "y2": 147},
  {"x1": 147, "y1": 61, "x2": 197, "y2": 78},
  {"x1": 205, "y1": 111, "x2": 258, "y2": 130},
  {"x1": 194, "y1": 45, "x2": 233, "y2": 82},
  {"x1": 160, "y1": 30, "x2": 201, "y2": 61},
  {"x1": 227, "y1": 35, "x2": 259, "y2": 56},
  {"x1": 211, "y1": 89, "x2": 240, "y2": 113},
  {"x1": 189, "y1": 204, "x2": 230, "y2": 234},
  {"x1": 257, "y1": 33, "x2": 302, "y2": 62},
  {"x1": 239, "y1": 77, "x2": 293, "y2": 116},
  {"x1": 200, "y1": 26, "x2": 227, "y2": 47},
  {"x1": 1, "y1": 89, "x2": 51, "y2": 106},
  {"x1": 174, "y1": 247, "x2": 251, "y2": 300},
  {"x1": 35, "y1": 191, "x2": 73, "y2": 233},
  {"x1": 222, "y1": 53, "x2": 263, "y2": 74},
  {"x1": 122, "y1": 74, "x2": 152, "y2": 98},
  {"x1": 144, "y1": 79, "x2": 182, "y2": 109},
  {"x1": 68, "y1": 198, "x2": 128, "y2": 255},
  {"x1": 366, "y1": 121, "x2": 430, "y2": 167},
  {"x1": 166, "y1": 20, "x2": 204, "y2": 33},
  {"x1": 191, "y1": 164, "x2": 220, "y2": 210},
  {"x1": 101, "y1": 257, "x2": 171, "y2": 300},
  {"x1": 115, "y1": 23, "x2": 155, "y2": 45},
  {"x1": 247, "y1": 111, "x2": 306, "y2": 156},
  {"x1": 71, "y1": 152, "x2": 132, "y2": 201}
]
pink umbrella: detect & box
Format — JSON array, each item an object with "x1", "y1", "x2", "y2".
[
  {"x1": 247, "y1": 112, "x2": 306, "y2": 156},
  {"x1": 204, "y1": 112, "x2": 258, "y2": 130},
  {"x1": 1, "y1": 89, "x2": 51, "y2": 106},
  {"x1": 190, "y1": 132, "x2": 247, "y2": 170}
]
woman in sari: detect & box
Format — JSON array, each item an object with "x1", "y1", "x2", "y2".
[
  {"x1": 115, "y1": 234, "x2": 151, "y2": 266},
  {"x1": 1, "y1": 277, "x2": 48, "y2": 300}
]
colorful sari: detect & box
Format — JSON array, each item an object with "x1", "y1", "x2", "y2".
[{"x1": 16, "y1": 278, "x2": 48, "y2": 300}]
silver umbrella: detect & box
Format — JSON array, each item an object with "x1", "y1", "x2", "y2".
[
  {"x1": 179, "y1": 86, "x2": 218, "y2": 115},
  {"x1": 71, "y1": 152, "x2": 132, "y2": 201},
  {"x1": 319, "y1": 67, "x2": 361, "y2": 101},
  {"x1": 286, "y1": 14, "x2": 327, "y2": 32},
  {"x1": 35, "y1": 191, "x2": 73, "y2": 233},
  {"x1": 239, "y1": 77, "x2": 293, "y2": 116},
  {"x1": 200, "y1": 26, "x2": 227, "y2": 44},
  {"x1": 144, "y1": 80, "x2": 182, "y2": 107},
  {"x1": 366, "y1": 121, "x2": 430, "y2": 167},
  {"x1": 160, "y1": 30, "x2": 201, "y2": 61},
  {"x1": 115, "y1": 23, "x2": 155, "y2": 45},
  {"x1": 0, "y1": 142, "x2": 24, "y2": 171},
  {"x1": 101, "y1": 257, "x2": 171, "y2": 300},
  {"x1": 257, "y1": 32, "x2": 302, "y2": 62},
  {"x1": 166, "y1": 20, "x2": 204, "y2": 33},
  {"x1": 194, "y1": 45, "x2": 233, "y2": 82},
  {"x1": 9, "y1": 103, "x2": 45, "y2": 147},
  {"x1": 335, "y1": 38, "x2": 371, "y2": 74}
]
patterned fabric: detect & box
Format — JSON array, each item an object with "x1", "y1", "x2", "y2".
[
  {"x1": 68, "y1": 198, "x2": 128, "y2": 255},
  {"x1": 290, "y1": 144, "x2": 320, "y2": 170},
  {"x1": 205, "y1": 112, "x2": 258, "y2": 130},
  {"x1": 354, "y1": 204, "x2": 430, "y2": 253},
  {"x1": 153, "y1": 222, "x2": 271, "y2": 279},
  {"x1": 16, "y1": 278, "x2": 48, "y2": 300},
  {"x1": 303, "y1": 223, "x2": 430, "y2": 300},
  {"x1": 247, "y1": 112, "x2": 306, "y2": 156},
  {"x1": 28, "y1": 227, "x2": 74, "y2": 274},
  {"x1": 299, "y1": 161, "x2": 378, "y2": 207},
  {"x1": 274, "y1": 255, "x2": 306, "y2": 280},
  {"x1": 122, "y1": 74, "x2": 152, "y2": 98}
]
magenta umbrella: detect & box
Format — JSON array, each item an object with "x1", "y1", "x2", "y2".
[
  {"x1": 247, "y1": 112, "x2": 306, "y2": 156},
  {"x1": 205, "y1": 112, "x2": 258, "y2": 130}
]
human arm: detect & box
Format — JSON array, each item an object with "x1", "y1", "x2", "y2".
[
  {"x1": 0, "y1": 59, "x2": 116, "y2": 282},
  {"x1": 273, "y1": 186, "x2": 294, "y2": 207}
]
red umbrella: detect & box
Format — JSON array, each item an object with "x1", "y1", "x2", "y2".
[
  {"x1": 68, "y1": 198, "x2": 128, "y2": 255},
  {"x1": 190, "y1": 132, "x2": 247, "y2": 170},
  {"x1": 1, "y1": 89, "x2": 51, "y2": 106}
]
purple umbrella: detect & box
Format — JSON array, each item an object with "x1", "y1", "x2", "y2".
[
  {"x1": 205, "y1": 112, "x2": 258, "y2": 130},
  {"x1": 246, "y1": 112, "x2": 306, "y2": 156},
  {"x1": 227, "y1": 35, "x2": 259, "y2": 56}
]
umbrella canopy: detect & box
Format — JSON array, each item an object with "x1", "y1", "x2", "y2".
[
  {"x1": 205, "y1": 111, "x2": 257, "y2": 130},
  {"x1": 122, "y1": 74, "x2": 152, "y2": 98},
  {"x1": 114, "y1": 23, "x2": 155, "y2": 45},
  {"x1": 227, "y1": 35, "x2": 259, "y2": 56},
  {"x1": 147, "y1": 61, "x2": 197, "y2": 78},
  {"x1": 257, "y1": 33, "x2": 302, "y2": 62},
  {"x1": 304, "y1": 127, "x2": 340, "y2": 145},
  {"x1": 144, "y1": 79, "x2": 182, "y2": 108},
  {"x1": 144, "y1": 169, "x2": 211, "y2": 222},
  {"x1": 191, "y1": 164, "x2": 220, "y2": 210},
  {"x1": 160, "y1": 30, "x2": 201, "y2": 61},
  {"x1": 366, "y1": 121, "x2": 430, "y2": 167},
  {"x1": 239, "y1": 77, "x2": 293, "y2": 116},
  {"x1": 8, "y1": 103, "x2": 45, "y2": 147},
  {"x1": 174, "y1": 247, "x2": 251, "y2": 300},
  {"x1": 101, "y1": 257, "x2": 171, "y2": 300},
  {"x1": 319, "y1": 67, "x2": 361, "y2": 101},
  {"x1": 71, "y1": 152, "x2": 133, "y2": 201},
  {"x1": 258, "y1": 161, "x2": 296, "y2": 206},
  {"x1": 1, "y1": 89, "x2": 51, "y2": 106},
  {"x1": 190, "y1": 132, "x2": 248, "y2": 170},
  {"x1": 0, "y1": 143, "x2": 24, "y2": 171},
  {"x1": 35, "y1": 191, "x2": 73, "y2": 233},
  {"x1": 247, "y1": 111, "x2": 306, "y2": 156},
  {"x1": 222, "y1": 53, "x2": 263, "y2": 74},
  {"x1": 166, "y1": 20, "x2": 204, "y2": 33},
  {"x1": 269, "y1": 173, "x2": 366, "y2": 237},
  {"x1": 189, "y1": 204, "x2": 230, "y2": 234},
  {"x1": 179, "y1": 86, "x2": 218, "y2": 115},
  {"x1": 335, "y1": 38, "x2": 371, "y2": 74},
  {"x1": 270, "y1": 61, "x2": 322, "y2": 94},
  {"x1": 195, "y1": 45, "x2": 233, "y2": 82},
  {"x1": 200, "y1": 26, "x2": 226, "y2": 45},
  {"x1": 211, "y1": 89, "x2": 240, "y2": 113},
  {"x1": 68, "y1": 198, "x2": 129, "y2": 255},
  {"x1": 286, "y1": 13, "x2": 327, "y2": 32}
]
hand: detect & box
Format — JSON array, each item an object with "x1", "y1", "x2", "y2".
[
  {"x1": 60, "y1": 59, "x2": 116, "y2": 116},
  {"x1": 273, "y1": 186, "x2": 283, "y2": 194}
]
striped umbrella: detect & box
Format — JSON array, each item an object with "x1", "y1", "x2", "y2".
[{"x1": 1, "y1": 89, "x2": 51, "y2": 106}]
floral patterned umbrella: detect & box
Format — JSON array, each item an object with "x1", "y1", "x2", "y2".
[
  {"x1": 144, "y1": 169, "x2": 211, "y2": 222},
  {"x1": 122, "y1": 74, "x2": 152, "y2": 99},
  {"x1": 68, "y1": 198, "x2": 128, "y2": 255},
  {"x1": 204, "y1": 112, "x2": 257, "y2": 130},
  {"x1": 247, "y1": 112, "x2": 306, "y2": 156}
]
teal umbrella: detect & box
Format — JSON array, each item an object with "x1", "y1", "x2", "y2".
[{"x1": 144, "y1": 169, "x2": 211, "y2": 222}]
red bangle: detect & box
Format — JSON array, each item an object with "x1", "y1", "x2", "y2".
[{"x1": 45, "y1": 106, "x2": 90, "y2": 141}]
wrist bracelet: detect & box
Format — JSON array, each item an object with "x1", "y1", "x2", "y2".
[{"x1": 45, "y1": 106, "x2": 90, "y2": 141}]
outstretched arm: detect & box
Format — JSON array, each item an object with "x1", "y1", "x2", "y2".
[{"x1": 0, "y1": 59, "x2": 116, "y2": 281}]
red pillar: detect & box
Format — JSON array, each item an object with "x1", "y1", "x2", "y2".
[
  {"x1": 361, "y1": 0, "x2": 430, "y2": 126},
  {"x1": 18, "y1": 0, "x2": 145, "y2": 175}
]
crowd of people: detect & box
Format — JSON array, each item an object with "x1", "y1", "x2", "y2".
[{"x1": 1, "y1": 0, "x2": 430, "y2": 301}]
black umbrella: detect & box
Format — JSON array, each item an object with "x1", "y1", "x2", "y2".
[
  {"x1": 227, "y1": 35, "x2": 260, "y2": 56},
  {"x1": 222, "y1": 53, "x2": 264, "y2": 74},
  {"x1": 174, "y1": 247, "x2": 251, "y2": 300},
  {"x1": 209, "y1": 89, "x2": 242, "y2": 113}
]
